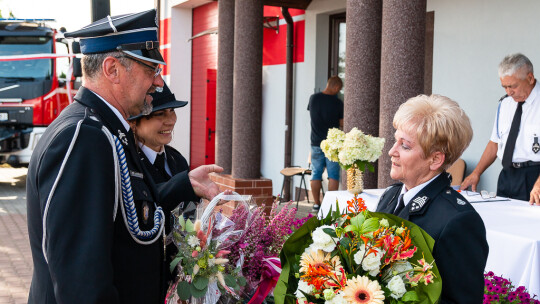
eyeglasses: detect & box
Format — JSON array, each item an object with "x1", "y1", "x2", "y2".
[
  {"x1": 120, "y1": 56, "x2": 162, "y2": 78},
  {"x1": 465, "y1": 190, "x2": 497, "y2": 199}
]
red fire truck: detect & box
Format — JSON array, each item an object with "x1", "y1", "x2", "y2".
[{"x1": 0, "y1": 18, "x2": 78, "y2": 166}]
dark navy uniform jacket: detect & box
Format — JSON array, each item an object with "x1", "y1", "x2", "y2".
[
  {"x1": 376, "y1": 173, "x2": 489, "y2": 304},
  {"x1": 26, "y1": 87, "x2": 198, "y2": 304}
]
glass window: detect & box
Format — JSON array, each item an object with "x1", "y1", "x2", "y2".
[{"x1": 0, "y1": 36, "x2": 53, "y2": 80}]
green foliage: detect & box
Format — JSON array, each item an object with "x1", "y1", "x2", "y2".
[{"x1": 177, "y1": 281, "x2": 191, "y2": 300}]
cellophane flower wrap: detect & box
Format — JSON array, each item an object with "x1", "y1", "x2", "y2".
[
  {"x1": 320, "y1": 127, "x2": 385, "y2": 172},
  {"x1": 274, "y1": 196, "x2": 442, "y2": 304},
  {"x1": 227, "y1": 200, "x2": 300, "y2": 303},
  {"x1": 165, "y1": 192, "x2": 251, "y2": 304}
]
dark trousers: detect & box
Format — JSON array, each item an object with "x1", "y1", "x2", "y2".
[{"x1": 497, "y1": 165, "x2": 540, "y2": 201}]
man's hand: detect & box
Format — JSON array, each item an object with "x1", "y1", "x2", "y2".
[
  {"x1": 188, "y1": 164, "x2": 223, "y2": 201},
  {"x1": 460, "y1": 172, "x2": 480, "y2": 192},
  {"x1": 529, "y1": 177, "x2": 540, "y2": 206}
]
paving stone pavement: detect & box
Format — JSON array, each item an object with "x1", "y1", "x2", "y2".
[{"x1": 0, "y1": 166, "x2": 31, "y2": 304}]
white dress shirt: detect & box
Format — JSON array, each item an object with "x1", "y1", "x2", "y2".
[
  {"x1": 396, "y1": 173, "x2": 441, "y2": 212},
  {"x1": 138, "y1": 143, "x2": 172, "y2": 176}
]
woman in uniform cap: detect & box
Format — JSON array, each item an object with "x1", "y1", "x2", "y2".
[{"x1": 375, "y1": 94, "x2": 489, "y2": 303}]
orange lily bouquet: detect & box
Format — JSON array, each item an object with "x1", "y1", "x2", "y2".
[{"x1": 274, "y1": 196, "x2": 442, "y2": 304}]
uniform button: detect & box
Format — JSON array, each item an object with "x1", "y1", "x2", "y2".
[
  {"x1": 143, "y1": 190, "x2": 148, "y2": 197},
  {"x1": 446, "y1": 190, "x2": 451, "y2": 194}
]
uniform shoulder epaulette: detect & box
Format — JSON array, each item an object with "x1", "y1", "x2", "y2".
[
  {"x1": 441, "y1": 187, "x2": 469, "y2": 209},
  {"x1": 81, "y1": 108, "x2": 104, "y2": 130}
]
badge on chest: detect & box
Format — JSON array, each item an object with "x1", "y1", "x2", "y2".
[{"x1": 533, "y1": 136, "x2": 539, "y2": 154}]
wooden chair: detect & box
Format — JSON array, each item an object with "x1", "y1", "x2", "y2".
[
  {"x1": 447, "y1": 158, "x2": 467, "y2": 186},
  {"x1": 279, "y1": 152, "x2": 324, "y2": 208}
]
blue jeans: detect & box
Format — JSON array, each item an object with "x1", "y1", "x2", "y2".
[{"x1": 311, "y1": 146, "x2": 340, "y2": 181}]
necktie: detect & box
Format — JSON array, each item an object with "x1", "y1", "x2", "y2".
[
  {"x1": 154, "y1": 153, "x2": 170, "y2": 178},
  {"x1": 502, "y1": 102, "x2": 524, "y2": 169},
  {"x1": 393, "y1": 194, "x2": 405, "y2": 215}
]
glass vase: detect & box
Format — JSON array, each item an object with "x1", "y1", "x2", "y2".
[{"x1": 346, "y1": 167, "x2": 364, "y2": 194}]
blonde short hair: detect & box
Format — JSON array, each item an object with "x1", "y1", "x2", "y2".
[{"x1": 393, "y1": 94, "x2": 473, "y2": 170}]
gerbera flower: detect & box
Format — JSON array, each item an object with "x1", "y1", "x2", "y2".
[
  {"x1": 343, "y1": 276, "x2": 385, "y2": 304},
  {"x1": 300, "y1": 248, "x2": 342, "y2": 273}
]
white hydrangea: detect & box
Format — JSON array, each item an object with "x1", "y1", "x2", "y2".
[
  {"x1": 312, "y1": 225, "x2": 338, "y2": 252},
  {"x1": 187, "y1": 235, "x2": 200, "y2": 248},
  {"x1": 320, "y1": 128, "x2": 345, "y2": 162},
  {"x1": 353, "y1": 246, "x2": 385, "y2": 276},
  {"x1": 385, "y1": 261, "x2": 413, "y2": 281},
  {"x1": 295, "y1": 280, "x2": 313, "y2": 298},
  {"x1": 338, "y1": 128, "x2": 385, "y2": 166},
  {"x1": 387, "y1": 275, "x2": 407, "y2": 299},
  {"x1": 325, "y1": 291, "x2": 347, "y2": 304}
]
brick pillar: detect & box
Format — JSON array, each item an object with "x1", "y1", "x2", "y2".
[
  {"x1": 344, "y1": 0, "x2": 382, "y2": 190},
  {"x1": 231, "y1": 0, "x2": 263, "y2": 179},
  {"x1": 216, "y1": 0, "x2": 234, "y2": 174},
  {"x1": 378, "y1": 0, "x2": 426, "y2": 187},
  {"x1": 210, "y1": 173, "x2": 274, "y2": 211}
]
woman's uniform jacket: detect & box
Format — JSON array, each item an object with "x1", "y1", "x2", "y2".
[{"x1": 376, "y1": 173, "x2": 489, "y2": 304}]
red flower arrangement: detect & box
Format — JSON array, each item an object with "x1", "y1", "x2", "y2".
[{"x1": 484, "y1": 271, "x2": 539, "y2": 304}]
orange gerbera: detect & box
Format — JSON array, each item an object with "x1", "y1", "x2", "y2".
[
  {"x1": 299, "y1": 248, "x2": 341, "y2": 273},
  {"x1": 343, "y1": 276, "x2": 385, "y2": 304}
]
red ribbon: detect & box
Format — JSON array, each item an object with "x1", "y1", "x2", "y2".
[{"x1": 248, "y1": 257, "x2": 281, "y2": 304}]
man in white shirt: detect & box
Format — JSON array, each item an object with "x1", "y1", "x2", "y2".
[{"x1": 461, "y1": 53, "x2": 540, "y2": 205}]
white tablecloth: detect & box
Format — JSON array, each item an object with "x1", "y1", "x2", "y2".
[{"x1": 320, "y1": 190, "x2": 540, "y2": 297}]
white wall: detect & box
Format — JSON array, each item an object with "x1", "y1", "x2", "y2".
[
  {"x1": 427, "y1": 0, "x2": 540, "y2": 192},
  {"x1": 167, "y1": 3, "x2": 193, "y2": 161}
]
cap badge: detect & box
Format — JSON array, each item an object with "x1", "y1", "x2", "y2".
[
  {"x1": 410, "y1": 196, "x2": 428, "y2": 212},
  {"x1": 118, "y1": 130, "x2": 128, "y2": 146}
]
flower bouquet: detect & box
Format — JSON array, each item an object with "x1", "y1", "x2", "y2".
[
  {"x1": 484, "y1": 271, "x2": 539, "y2": 303},
  {"x1": 320, "y1": 128, "x2": 385, "y2": 194},
  {"x1": 165, "y1": 192, "x2": 251, "y2": 304},
  {"x1": 226, "y1": 201, "x2": 300, "y2": 303},
  {"x1": 274, "y1": 196, "x2": 442, "y2": 304}
]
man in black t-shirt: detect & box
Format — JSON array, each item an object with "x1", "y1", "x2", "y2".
[{"x1": 307, "y1": 76, "x2": 344, "y2": 210}]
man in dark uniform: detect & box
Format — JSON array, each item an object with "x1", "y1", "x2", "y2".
[
  {"x1": 461, "y1": 53, "x2": 540, "y2": 205},
  {"x1": 26, "y1": 10, "x2": 223, "y2": 304}
]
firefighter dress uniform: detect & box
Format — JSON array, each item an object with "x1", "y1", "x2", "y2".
[
  {"x1": 376, "y1": 173, "x2": 489, "y2": 304},
  {"x1": 26, "y1": 10, "x2": 198, "y2": 304}
]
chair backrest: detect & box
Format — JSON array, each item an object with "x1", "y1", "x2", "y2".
[{"x1": 447, "y1": 158, "x2": 466, "y2": 186}]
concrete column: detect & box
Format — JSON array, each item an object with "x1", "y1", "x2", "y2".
[
  {"x1": 378, "y1": 0, "x2": 426, "y2": 187},
  {"x1": 344, "y1": 0, "x2": 382, "y2": 190},
  {"x1": 216, "y1": 0, "x2": 235, "y2": 174},
  {"x1": 231, "y1": 0, "x2": 263, "y2": 178}
]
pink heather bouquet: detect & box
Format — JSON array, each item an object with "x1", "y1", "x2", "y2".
[
  {"x1": 227, "y1": 200, "x2": 301, "y2": 302},
  {"x1": 484, "y1": 271, "x2": 539, "y2": 304}
]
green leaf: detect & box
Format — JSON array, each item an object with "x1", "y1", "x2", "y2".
[
  {"x1": 237, "y1": 276, "x2": 247, "y2": 286},
  {"x1": 224, "y1": 274, "x2": 237, "y2": 288},
  {"x1": 360, "y1": 217, "x2": 380, "y2": 233},
  {"x1": 190, "y1": 282, "x2": 208, "y2": 298},
  {"x1": 193, "y1": 275, "x2": 209, "y2": 290},
  {"x1": 401, "y1": 290, "x2": 419, "y2": 302},
  {"x1": 339, "y1": 237, "x2": 351, "y2": 250},
  {"x1": 177, "y1": 281, "x2": 192, "y2": 300},
  {"x1": 350, "y1": 213, "x2": 365, "y2": 228},
  {"x1": 185, "y1": 219, "x2": 194, "y2": 233},
  {"x1": 170, "y1": 256, "x2": 182, "y2": 273},
  {"x1": 323, "y1": 227, "x2": 337, "y2": 238},
  {"x1": 344, "y1": 224, "x2": 358, "y2": 233},
  {"x1": 178, "y1": 215, "x2": 186, "y2": 231}
]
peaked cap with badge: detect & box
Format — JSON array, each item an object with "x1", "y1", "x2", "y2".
[
  {"x1": 65, "y1": 9, "x2": 166, "y2": 65},
  {"x1": 128, "y1": 83, "x2": 188, "y2": 120},
  {"x1": 26, "y1": 9, "x2": 198, "y2": 304}
]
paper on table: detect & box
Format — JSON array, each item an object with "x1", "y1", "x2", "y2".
[{"x1": 458, "y1": 190, "x2": 510, "y2": 203}]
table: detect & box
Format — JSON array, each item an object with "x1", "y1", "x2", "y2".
[{"x1": 320, "y1": 190, "x2": 540, "y2": 297}]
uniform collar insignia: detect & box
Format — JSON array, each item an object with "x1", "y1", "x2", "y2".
[
  {"x1": 410, "y1": 195, "x2": 429, "y2": 212},
  {"x1": 456, "y1": 198, "x2": 467, "y2": 205},
  {"x1": 118, "y1": 129, "x2": 128, "y2": 146}
]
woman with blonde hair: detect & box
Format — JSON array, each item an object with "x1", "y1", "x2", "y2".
[{"x1": 376, "y1": 94, "x2": 489, "y2": 303}]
